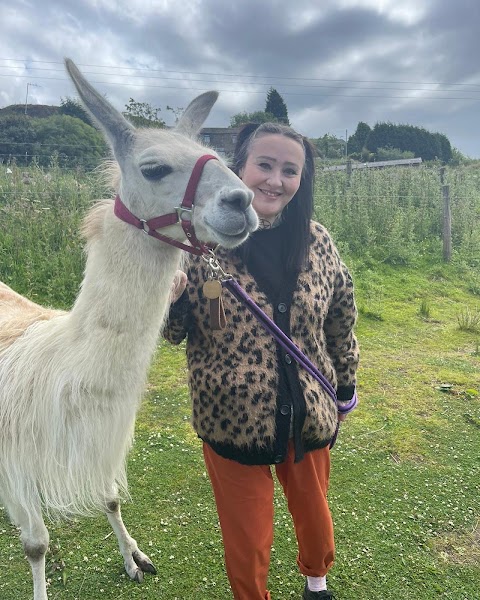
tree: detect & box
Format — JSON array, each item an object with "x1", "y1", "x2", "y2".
[
  {"x1": 0, "y1": 104, "x2": 58, "y2": 118},
  {"x1": 347, "y1": 122, "x2": 371, "y2": 155},
  {"x1": 311, "y1": 134, "x2": 346, "y2": 160},
  {"x1": 433, "y1": 133, "x2": 453, "y2": 164},
  {"x1": 32, "y1": 115, "x2": 108, "y2": 167},
  {"x1": 123, "y1": 98, "x2": 165, "y2": 128},
  {"x1": 166, "y1": 105, "x2": 184, "y2": 124},
  {"x1": 265, "y1": 88, "x2": 289, "y2": 125},
  {"x1": 0, "y1": 114, "x2": 37, "y2": 164},
  {"x1": 365, "y1": 122, "x2": 453, "y2": 162},
  {"x1": 449, "y1": 147, "x2": 471, "y2": 166},
  {"x1": 230, "y1": 110, "x2": 277, "y2": 127},
  {"x1": 59, "y1": 97, "x2": 91, "y2": 125}
]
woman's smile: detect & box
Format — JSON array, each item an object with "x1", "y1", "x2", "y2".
[
  {"x1": 239, "y1": 134, "x2": 305, "y2": 223},
  {"x1": 258, "y1": 188, "x2": 281, "y2": 198}
]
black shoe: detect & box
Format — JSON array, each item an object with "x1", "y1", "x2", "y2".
[{"x1": 302, "y1": 581, "x2": 335, "y2": 599}]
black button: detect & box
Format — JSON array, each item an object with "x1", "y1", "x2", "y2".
[
  {"x1": 278, "y1": 302, "x2": 287, "y2": 313},
  {"x1": 280, "y1": 404, "x2": 291, "y2": 415},
  {"x1": 285, "y1": 353, "x2": 292, "y2": 364},
  {"x1": 274, "y1": 455, "x2": 283, "y2": 463}
]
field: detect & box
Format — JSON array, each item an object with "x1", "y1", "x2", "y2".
[{"x1": 0, "y1": 162, "x2": 479, "y2": 599}]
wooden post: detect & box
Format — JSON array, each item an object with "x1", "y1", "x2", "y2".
[
  {"x1": 439, "y1": 166, "x2": 446, "y2": 185},
  {"x1": 442, "y1": 184, "x2": 452, "y2": 262},
  {"x1": 346, "y1": 159, "x2": 352, "y2": 188}
]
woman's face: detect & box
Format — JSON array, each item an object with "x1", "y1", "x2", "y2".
[{"x1": 239, "y1": 134, "x2": 305, "y2": 223}]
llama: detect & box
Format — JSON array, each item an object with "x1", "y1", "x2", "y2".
[{"x1": 0, "y1": 58, "x2": 258, "y2": 600}]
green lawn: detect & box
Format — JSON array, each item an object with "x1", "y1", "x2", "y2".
[{"x1": 0, "y1": 262, "x2": 479, "y2": 600}]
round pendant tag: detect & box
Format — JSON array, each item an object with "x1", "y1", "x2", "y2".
[{"x1": 203, "y1": 279, "x2": 222, "y2": 299}]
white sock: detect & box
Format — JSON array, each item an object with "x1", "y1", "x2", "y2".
[{"x1": 307, "y1": 576, "x2": 327, "y2": 592}]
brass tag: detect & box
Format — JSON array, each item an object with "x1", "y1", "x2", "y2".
[{"x1": 203, "y1": 279, "x2": 222, "y2": 299}]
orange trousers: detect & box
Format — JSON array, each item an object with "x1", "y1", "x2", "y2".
[{"x1": 203, "y1": 441, "x2": 335, "y2": 600}]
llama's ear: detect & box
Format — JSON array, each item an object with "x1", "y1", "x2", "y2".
[
  {"x1": 64, "y1": 58, "x2": 134, "y2": 161},
  {"x1": 175, "y1": 91, "x2": 219, "y2": 137}
]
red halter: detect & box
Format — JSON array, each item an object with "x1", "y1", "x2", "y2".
[{"x1": 114, "y1": 154, "x2": 218, "y2": 256}]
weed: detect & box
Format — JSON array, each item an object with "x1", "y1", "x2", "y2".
[
  {"x1": 418, "y1": 298, "x2": 431, "y2": 319},
  {"x1": 358, "y1": 305, "x2": 384, "y2": 321},
  {"x1": 457, "y1": 306, "x2": 480, "y2": 333},
  {"x1": 467, "y1": 281, "x2": 480, "y2": 296},
  {"x1": 432, "y1": 526, "x2": 480, "y2": 566},
  {"x1": 464, "y1": 413, "x2": 480, "y2": 428},
  {"x1": 46, "y1": 541, "x2": 68, "y2": 587}
]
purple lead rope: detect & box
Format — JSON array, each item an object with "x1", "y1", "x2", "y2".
[
  {"x1": 222, "y1": 277, "x2": 356, "y2": 448},
  {"x1": 222, "y1": 277, "x2": 337, "y2": 400}
]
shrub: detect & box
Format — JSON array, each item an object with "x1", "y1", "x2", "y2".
[{"x1": 457, "y1": 307, "x2": 480, "y2": 333}]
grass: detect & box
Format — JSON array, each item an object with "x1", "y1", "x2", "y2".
[
  {"x1": 457, "y1": 307, "x2": 480, "y2": 333},
  {"x1": 418, "y1": 298, "x2": 432, "y2": 320},
  {"x1": 0, "y1": 163, "x2": 479, "y2": 598},
  {"x1": 0, "y1": 262, "x2": 478, "y2": 600}
]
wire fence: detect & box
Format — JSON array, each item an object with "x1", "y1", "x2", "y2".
[{"x1": 1, "y1": 156, "x2": 479, "y2": 266}]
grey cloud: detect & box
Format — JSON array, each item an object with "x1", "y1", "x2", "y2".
[{"x1": 1, "y1": 0, "x2": 480, "y2": 156}]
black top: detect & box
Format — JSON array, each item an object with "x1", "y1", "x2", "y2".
[
  {"x1": 231, "y1": 222, "x2": 354, "y2": 462},
  {"x1": 241, "y1": 223, "x2": 308, "y2": 462},
  {"x1": 242, "y1": 222, "x2": 295, "y2": 300}
]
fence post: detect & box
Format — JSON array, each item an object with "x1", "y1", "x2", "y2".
[
  {"x1": 345, "y1": 159, "x2": 352, "y2": 188},
  {"x1": 442, "y1": 184, "x2": 452, "y2": 262},
  {"x1": 439, "y1": 166, "x2": 446, "y2": 185}
]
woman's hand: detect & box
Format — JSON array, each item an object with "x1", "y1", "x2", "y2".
[
  {"x1": 338, "y1": 412, "x2": 348, "y2": 422},
  {"x1": 170, "y1": 270, "x2": 188, "y2": 303}
]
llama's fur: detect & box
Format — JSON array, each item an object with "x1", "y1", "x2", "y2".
[
  {"x1": 1, "y1": 199, "x2": 187, "y2": 517},
  {"x1": 0, "y1": 59, "x2": 257, "y2": 600},
  {"x1": 0, "y1": 282, "x2": 62, "y2": 354}
]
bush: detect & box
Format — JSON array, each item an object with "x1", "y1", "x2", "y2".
[
  {"x1": 376, "y1": 147, "x2": 415, "y2": 161},
  {"x1": 0, "y1": 164, "x2": 108, "y2": 307},
  {"x1": 0, "y1": 114, "x2": 108, "y2": 168}
]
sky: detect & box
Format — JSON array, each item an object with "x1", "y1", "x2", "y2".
[{"x1": 2, "y1": 0, "x2": 480, "y2": 157}]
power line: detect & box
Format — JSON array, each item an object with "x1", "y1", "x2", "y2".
[
  {"x1": 0, "y1": 73, "x2": 479, "y2": 101},
  {"x1": 2, "y1": 65, "x2": 480, "y2": 94},
  {"x1": 1, "y1": 57, "x2": 480, "y2": 88}
]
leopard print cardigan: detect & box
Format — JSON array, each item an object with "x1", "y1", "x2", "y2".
[{"x1": 163, "y1": 221, "x2": 359, "y2": 465}]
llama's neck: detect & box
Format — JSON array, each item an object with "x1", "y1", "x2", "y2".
[
  {"x1": 68, "y1": 204, "x2": 183, "y2": 388},
  {"x1": 0, "y1": 203, "x2": 187, "y2": 516}
]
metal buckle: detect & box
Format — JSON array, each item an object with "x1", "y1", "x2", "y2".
[
  {"x1": 175, "y1": 206, "x2": 193, "y2": 222},
  {"x1": 139, "y1": 219, "x2": 151, "y2": 235}
]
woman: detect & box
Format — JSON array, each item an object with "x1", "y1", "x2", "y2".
[{"x1": 165, "y1": 122, "x2": 359, "y2": 600}]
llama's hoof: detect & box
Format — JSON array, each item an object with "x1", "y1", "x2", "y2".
[
  {"x1": 124, "y1": 561, "x2": 144, "y2": 582},
  {"x1": 133, "y1": 549, "x2": 157, "y2": 575},
  {"x1": 133, "y1": 569, "x2": 143, "y2": 583}
]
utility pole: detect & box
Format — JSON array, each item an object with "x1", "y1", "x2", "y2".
[
  {"x1": 25, "y1": 83, "x2": 40, "y2": 115},
  {"x1": 442, "y1": 183, "x2": 452, "y2": 262}
]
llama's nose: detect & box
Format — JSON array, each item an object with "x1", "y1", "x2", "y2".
[{"x1": 221, "y1": 188, "x2": 253, "y2": 211}]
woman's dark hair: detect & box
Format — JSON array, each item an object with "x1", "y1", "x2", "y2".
[{"x1": 231, "y1": 122, "x2": 316, "y2": 271}]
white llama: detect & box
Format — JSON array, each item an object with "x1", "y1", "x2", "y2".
[{"x1": 0, "y1": 58, "x2": 258, "y2": 600}]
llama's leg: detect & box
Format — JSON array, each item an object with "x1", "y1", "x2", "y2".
[
  {"x1": 105, "y1": 500, "x2": 156, "y2": 582},
  {"x1": 12, "y1": 505, "x2": 50, "y2": 600}
]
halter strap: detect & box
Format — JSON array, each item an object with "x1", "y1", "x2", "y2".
[{"x1": 114, "y1": 154, "x2": 218, "y2": 255}]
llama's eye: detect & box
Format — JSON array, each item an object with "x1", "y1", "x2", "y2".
[{"x1": 140, "y1": 164, "x2": 173, "y2": 181}]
